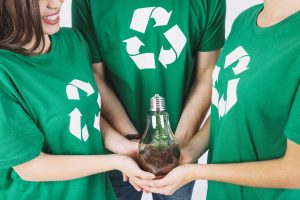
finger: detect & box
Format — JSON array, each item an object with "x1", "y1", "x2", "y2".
[
  {"x1": 137, "y1": 170, "x2": 155, "y2": 180},
  {"x1": 131, "y1": 176, "x2": 151, "y2": 186},
  {"x1": 142, "y1": 185, "x2": 169, "y2": 195},
  {"x1": 142, "y1": 188, "x2": 150, "y2": 194},
  {"x1": 149, "y1": 177, "x2": 172, "y2": 187},
  {"x1": 129, "y1": 179, "x2": 142, "y2": 192},
  {"x1": 122, "y1": 174, "x2": 129, "y2": 182},
  {"x1": 162, "y1": 186, "x2": 176, "y2": 196}
]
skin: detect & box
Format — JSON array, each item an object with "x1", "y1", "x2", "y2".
[
  {"x1": 94, "y1": 49, "x2": 221, "y2": 192},
  {"x1": 93, "y1": 38, "x2": 221, "y2": 189},
  {"x1": 174, "y1": 50, "x2": 220, "y2": 147},
  {"x1": 92, "y1": 62, "x2": 139, "y2": 137},
  {"x1": 135, "y1": 0, "x2": 300, "y2": 195},
  {"x1": 24, "y1": 0, "x2": 62, "y2": 53},
  {"x1": 94, "y1": 50, "x2": 221, "y2": 146},
  {"x1": 13, "y1": 0, "x2": 154, "y2": 183}
]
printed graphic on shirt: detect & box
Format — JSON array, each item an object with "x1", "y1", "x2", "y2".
[
  {"x1": 123, "y1": 7, "x2": 187, "y2": 70},
  {"x1": 66, "y1": 79, "x2": 101, "y2": 142},
  {"x1": 212, "y1": 46, "x2": 250, "y2": 118}
]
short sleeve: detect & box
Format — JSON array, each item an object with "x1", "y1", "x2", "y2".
[
  {"x1": 284, "y1": 84, "x2": 300, "y2": 145},
  {"x1": 72, "y1": 0, "x2": 102, "y2": 63},
  {"x1": 0, "y1": 93, "x2": 44, "y2": 169},
  {"x1": 199, "y1": 0, "x2": 226, "y2": 52}
]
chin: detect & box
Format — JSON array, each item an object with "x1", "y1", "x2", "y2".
[
  {"x1": 41, "y1": 13, "x2": 61, "y2": 35},
  {"x1": 43, "y1": 25, "x2": 60, "y2": 36}
]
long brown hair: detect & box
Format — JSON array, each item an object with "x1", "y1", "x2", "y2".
[{"x1": 0, "y1": 0, "x2": 45, "y2": 55}]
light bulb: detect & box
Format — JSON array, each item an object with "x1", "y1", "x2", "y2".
[{"x1": 137, "y1": 94, "x2": 181, "y2": 177}]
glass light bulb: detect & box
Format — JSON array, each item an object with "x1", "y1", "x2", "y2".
[{"x1": 137, "y1": 94, "x2": 181, "y2": 176}]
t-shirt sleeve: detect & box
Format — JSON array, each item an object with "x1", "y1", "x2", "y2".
[
  {"x1": 199, "y1": 0, "x2": 226, "y2": 52},
  {"x1": 0, "y1": 93, "x2": 44, "y2": 169},
  {"x1": 284, "y1": 84, "x2": 300, "y2": 145},
  {"x1": 72, "y1": 0, "x2": 102, "y2": 63}
]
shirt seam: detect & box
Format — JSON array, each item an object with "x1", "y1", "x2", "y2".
[
  {"x1": 199, "y1": 40, "x2": 225, "y2": 52},
  {"x1": 284, "y1": 126, "x2": 300, "y2": 144},
  {"x1": 0, "y1": 145, "x2": 42, "y2": 169}
]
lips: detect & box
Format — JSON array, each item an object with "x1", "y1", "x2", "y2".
[{"x1": 42, "y1": 12, "x2": 60, "y2": 25}]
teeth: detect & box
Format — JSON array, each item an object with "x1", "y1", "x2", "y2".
[{"x1": 42, "y1": 14, "x2": 59, "y2": 21}]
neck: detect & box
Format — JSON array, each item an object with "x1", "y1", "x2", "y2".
[
  {"x1": 258, "y1": 0, "x2": 300, "y2": 27},
  {"x1": 263, "y1": 0, "x2": 300, "y2": 18},
  {"x1": 42, "y1": 35, "x2": 51, "y2": 54},
  {"x1": 23, "y1": 34, "x2": 51, "y2": 54}
]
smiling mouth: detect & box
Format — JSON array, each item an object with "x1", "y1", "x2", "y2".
[{"x1": 41, "y1": 13, "x2": 60, "y2": 25}]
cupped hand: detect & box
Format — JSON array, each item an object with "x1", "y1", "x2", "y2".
[
  {"x1": 118, "y1": 155, "x2": 155, "y2": 192},
  {"x1": 121, "y1": 139, "x2": 140, "y2": 182},
  {"x1": 142, "y1": 164, "x2": 195, "y2": 195}
]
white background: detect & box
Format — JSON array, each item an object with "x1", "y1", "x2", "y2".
[{"x1": 60, "y1": 0, "x2": 263, "y2": 199}]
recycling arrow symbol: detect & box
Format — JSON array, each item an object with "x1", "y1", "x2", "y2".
[
  {"x1": 66, "y1": 79, "x2": 101, "y2": 142},
  {"x1": 123, "y1": 7, "x2": 187, "y2": 70},
  {"x1": 212, "y1": 46, "x2": 250, "y2": 118}
]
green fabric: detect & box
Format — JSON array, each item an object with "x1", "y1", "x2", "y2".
[
  {"x1": 72, "y1": 0, "x2": 225, "y2": 135},
  {"x1": 208, "y1": 4, "x2": 300, "y2": 200},
  {"x1": 0, "y1": 28, "x2": 116, "y2": 200}
]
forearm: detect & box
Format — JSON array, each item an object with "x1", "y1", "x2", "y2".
[
  {"x1": 176, "y1": 51, "x2": 219, "y2": 146},
  {"x1": 182, "y1": 117, "x2": 210, "y2": 162},
  {"x1": 94, "y1": 75, "x2": 137, "y2": 135},
  {"x1": 190, "y1": 157, "x2": 300, "y2": 188},
  {"x1": 14, "y1": 153, "x2": 123, "y2": 182},
  {"x1": 93, "y1": 64, "x2": 137, "y2": 136},
  {"x1": 176, "y1": 78, "x2": 211, "y2": 146},
  {"x1": 101, "y1": 116, "x2": 138, "y2": 156}
]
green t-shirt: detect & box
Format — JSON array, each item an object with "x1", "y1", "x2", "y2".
[
  {"x1": 0, "y1": 28, "x2": 116, "y2": 200},
  {"x1": 209, "y1": 4, "x2": 300, "y2": 200},
  {"x1": 72, "y1": 0, "x2": 225, "y2": 134}
]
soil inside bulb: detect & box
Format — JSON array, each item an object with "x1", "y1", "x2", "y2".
[{"x1": 137, "y1": 144, "x2": 180, "y2": 177}]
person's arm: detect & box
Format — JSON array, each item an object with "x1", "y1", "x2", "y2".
[
  {"x1": 175, "y1": 51, "x2": 220, "y2": 147},
  {"x1": 93, "y1": 63, "x2": 138, "y2": 136},
  {"x1": 13, "y1": 153, "x2": 154, "y2": 182},
  {"x1": 179, "y1": 117, "x2": 210, "y2": 164},
  {"x1": 143, "y1": 140, "x2": 300, "y2": 195},
  {"x1": 175, "y1": 0, "x2": 225, "y2": 148},
  {"x1": 101, "y1": 116, "x2": 138, "y2": 157},
  {"x1": 72, "y1": 0, "x2": 138, "y2": 136},
  {"x1": 128, "y1": 117, "x2": 211, "y2": 191}
]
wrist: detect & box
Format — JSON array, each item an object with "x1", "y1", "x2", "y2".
[
  {"x1": 192, "y1": 164, "x2": 206, "y2": 180},
  {"x1": 184, "y1": 140, "x2": 204, "y2": 162},
  {"x1": 187, "y1": 146, "x2": 200, "y2": 162},
  {"x1": 183, "y1": 164, "x2": 198, "y2": 182},
  {"x1": 124, "y1": 139, "x2": 139, "y2": 156},
  {"x1": 111, "y1": 154, "x2": 128, "y2": 171},
  {"x1": 175, "y1": 132, "x2": 192, "y2": 147},
  {"x1": 180, "y1": 148, "x2": 194, "y2": 164}
]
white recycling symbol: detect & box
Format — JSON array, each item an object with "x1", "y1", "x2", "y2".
[
  {"x1": 66, "y1": 79, "x2": 101, "y2": 142},
  {"x1": 212, "y1": 46, "x2": 250, "y2": 118},
  {"x1": 123, "y1": 7, "x2": 187, "y2": 70}
]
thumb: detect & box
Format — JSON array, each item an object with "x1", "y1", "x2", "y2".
[
  {"x1": 122, "y1": 173, "x2": 129, "y2": 182},
  {"x1": 150, "y1": 176, "x2": 171, "y2": 187},
  {"x1": 137, "y1": 169, "x2": 155, "y2": 180}
]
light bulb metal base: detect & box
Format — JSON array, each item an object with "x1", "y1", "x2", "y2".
[{"x1": 150, "y1": 94, "x2": 165, "y2": 112}]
